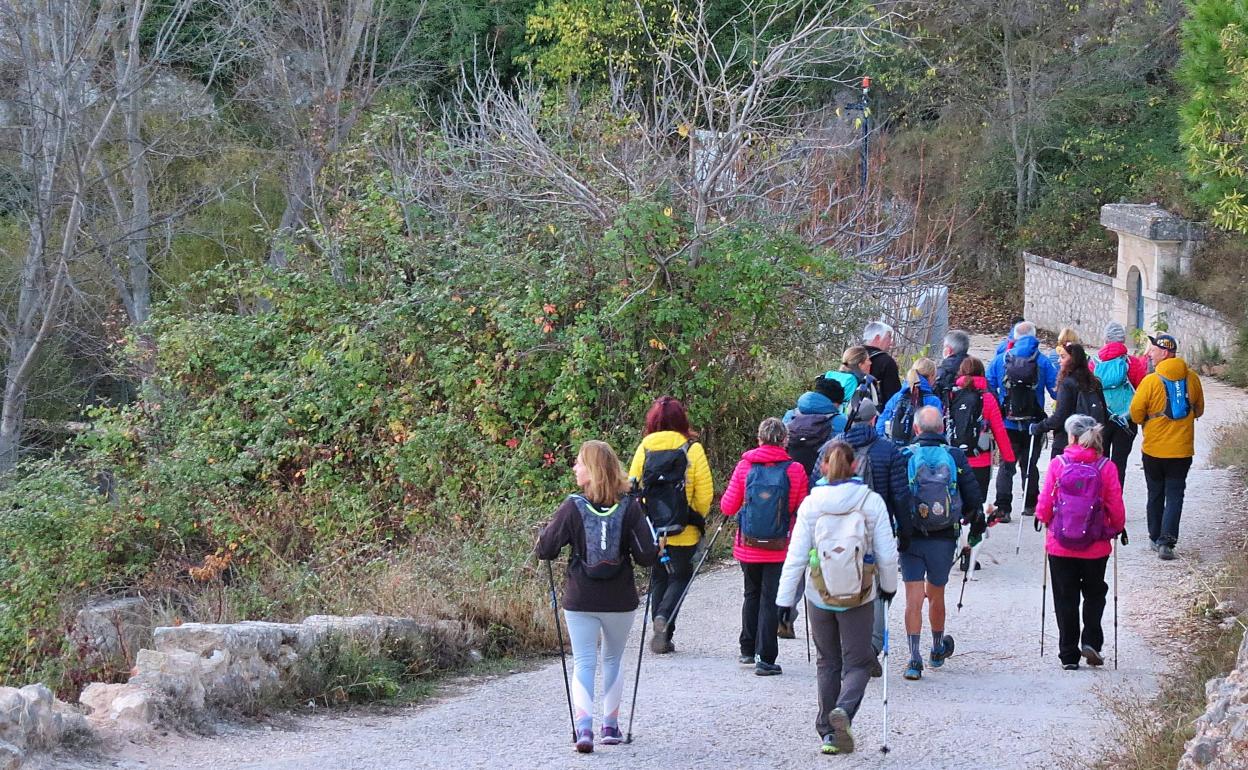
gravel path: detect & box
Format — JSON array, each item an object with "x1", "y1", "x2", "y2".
[{"x1": 61, "y1": 341, "x2": 1248, "y2": 770}]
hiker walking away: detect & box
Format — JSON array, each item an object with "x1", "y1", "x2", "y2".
[
  {"x1": 1048, "y1": 327, "x2": 1081, "y2": 370},
  {"x1": 898, "y1": 407, "x2": 985, "y2": 681},
  {"x1": 1091, "y1": 322, "x2": 1149, "y2": 486},
  {"x1": 1034, "y1": 416, "x2": 1125, "y2": 670},
  {"x1": 879, "y1": 357, "x2": 943, "y2": 445},
  {"x1": 948, "y1": 356, "x2": 1015, "y2": 517},
  {"x1": 535, "y1": 441, "x2": 659, "y2": 751},
  {"x1": 934, "y1": 330, "x2": 972, "y2": 401},
  {"x1": 1128, "y1": 334, "x2": 1205, "y2": 561},
  {"x1": 837, "y1": 400, "x2": 912, "y2": 676},
  {"x1": 628, "y1": 396, "x2": 715, "y2": 652},
  {"x1": 1029, "y1": 343, "x2": 1108, "y2": 460},
  {"x1": 776, "y1": 439, "x2": 899, "y2": 756},
  {"x1": 784, "y1": 375, "x2": 847, "y2": 482},
  {"x1": 987, "y1": 320, "x2": 1059, "y2": 520},
  {"x1": 827, "y1": 347, "x2": 879, "y2": 423},
  {"x1": 720, "y1": 418, "x2": 810, "y2": 675},
  {"x1": 863, "y1": 321, "x2": 903, "y2": 407}
]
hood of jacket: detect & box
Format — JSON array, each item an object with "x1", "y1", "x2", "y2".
[
  {"x1": 1008, "y1": 335, "x2": 1041, "y2": 359},
  {"x1": 1061, "y1": 444, "x2": 1102, "y2": 464},
  {"x1": 639, "y1": 430, "x2": 693, "y2": 452},
  {"x1": 1156, "y1": 357, "x2": 1190, "y2": 380},
  {"x1": 796, "y1": 391, "x2": 838, "y2": 414},
  {"x1": 915, "y1": 431, "x2": 949, "y2": 447},
  {"x1": 956, "y1": 375, "x2": 989, "y2": 390},
  {"x1": 742, "y1": 445, "x2": 793, "y2": 464},
  {"x1": 842, "y1": 423, "x2": 879, "y2": 449},
  {"x1": 803, "y1": 478, "x2": 871, "y2": 512},
  {"x1": 911, "y1": 375, "x2": 935, "y2": 395},
  {"x1": 1096, "y1": 341, "x2": 1129, "y2": 361}
]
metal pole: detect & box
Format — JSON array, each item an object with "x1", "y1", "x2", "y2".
[
  {"x1": 546, "y1": 560, "x2": 577, "y2": 742},
  {"x1": 1113, "y1": 543, "x2": 1119, "y2": 671},
  {"x1": 1015, "y1": 432, "x2": 1039, "y2": 554},
  {"x1": 1040, "y1": 549, "x2": 1049, "y2": 658},
  {"x1": 625, "y1": 581, "x2": 653, "y2": 744},
  {"x1": 667, "y1": 515, "x2": 727, "y2": 623},
  {"x1": 879, "y1": 598, "x2": 891, "y2": 755}
]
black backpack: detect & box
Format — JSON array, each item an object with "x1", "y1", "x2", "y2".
[
  {"x1": 1003, "y1": 352, "x2": 1043, "y2": 422},
  {"x1": 1076, "y1": 385, "x2": 1109, "y2": 427},
  {"x1": 787, "y1": 412, "x2": 839, "y2": 478},
  {"x1": 641, "y1": 442, "x2": 692, "y2": 536},
  {"x1": 888, "y1": 386, "x2": 922, "y2": 444},
  {"x1": 571, "y1": 494, "x2": 628, "y2": 580},
  {"x1": 947, "y1": 387, "x2": 990, "y2": 457}
]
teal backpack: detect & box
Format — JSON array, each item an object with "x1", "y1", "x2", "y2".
[
  {"x1": 1093, "y1": 355, "x2": 1134, "y2": 419},
  {"x1": 906, "y1": 444, "x2": 962, "y2": 534}
]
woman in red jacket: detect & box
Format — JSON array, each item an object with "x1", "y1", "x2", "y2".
[
  {"x1": 719, "y1": 417, "x2": 809, "y2": 676},
  {"x1": 952, "y1": 356, "x2": 1016, "y2": 521},
  {"x1": 1035, "y1": 414, "x2": 1126, "y2": 670}
]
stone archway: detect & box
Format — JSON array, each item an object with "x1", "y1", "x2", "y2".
[{"x1": 1126, "y1": 265, "x2": 1143, "y2": 332}]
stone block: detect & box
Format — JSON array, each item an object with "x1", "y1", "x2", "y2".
[
  {"x1": 71, "y1": 597, "x2": 152, "y2": 669},
  {"x1": 1100, "y1": 203, "x2": 1207, "y2": 242},
  {"x1": 0, "y1": 740, "x2": 20, "y2": 770},
  {"x1": 80, "y1": 683, "x2": 161, "y2": 732}
]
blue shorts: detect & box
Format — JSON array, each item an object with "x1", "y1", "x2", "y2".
[{"x1": 899, "y1": 537, "x2": 958, "y2": 587}]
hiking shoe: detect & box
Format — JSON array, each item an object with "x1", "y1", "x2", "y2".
[
  {"x1": 650, "y1": 617, "x2": 669, "y2": 654},
  {"x1": 1149, "y1": 539, "x2": 1160, "y2": 552},
  {"x1": 903, "y1": 659, "x2": 923, "y2": 680},
  {"x1": 827, "y1": 708, "x2": 854, "y2": 754},
  {"x1": 738, "y1": 654, "x2": 755, "y2": 665},
  {"x1": 821, "y1": 733, "x2": 838, "y2": 755},
  {"x1": 1023, "y1": 506, "x2": 1036, "y2": 517},
  {"x1": 777, "y1": 620, "x2": 796, "y2": 639},
  {"x1": 869, "y1": 654, "x2": 883, "y2": 678},
  {"x1": 930, "y1": 635, "x2": 955, "y2": 668},
  {"x1": 754, "y1": 660, "x2": 783, "y2": 676},
  {"x1": 996, "y1": 511, "x2": 1013, "y2": 524},
  {"x1": 1081, "y1": 645, "x2": 1104, "y2": 667},
  {"x1": 1063, "y1": 662, "x2": 1080, "y2": 671},
  {"x1": 599, "y1": 725, "x2": 622, "y2": 745},
  {"x1": 1159, "y1": 544, "x2": 1176, "y2": 561},
  {"x1": 575, "y1": 728, "x2": 594, "y2": 753}
]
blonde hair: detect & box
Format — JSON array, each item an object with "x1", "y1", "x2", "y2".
[
  {"x1": 577, "y1": 440, "x2": 631, "y2": 506},
  {"x1": 905, "y1": 357, "x2": 937, "y2": 387},
  {"x1": 1056, "y1": 327, "x2": 1080, "y2": 351},
  {"x1": 841, "y1": 346, "x2": 870, "y2": 371},
  {"x1": 820, "y1": 439, "x2": 856, "y2": 483},
  {"x1": 757, "y1": 417, "x2": 787, "y2": 447}
]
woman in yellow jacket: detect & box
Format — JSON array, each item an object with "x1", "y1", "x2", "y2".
[{"x1": 629, "y1": 396, "x2": 714, "y2": 654}]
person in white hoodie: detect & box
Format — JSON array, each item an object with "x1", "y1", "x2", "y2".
[{"x1": 777, "y1": 439, "x2": 899, "y2": 756}]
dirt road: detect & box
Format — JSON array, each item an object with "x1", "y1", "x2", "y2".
[{"x1": 65, "y1": 343, "x2": 1247, "y2": 769}]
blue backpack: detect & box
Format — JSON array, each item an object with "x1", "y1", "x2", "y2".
[
  {"x1": 1159, "y1": 374, "x2": 1191, "y2": 420},
  {"x1": 739, "y1": 462, "x2": 792, "y2": 550},
  {"x1": 1093, "y1": 355, "x2": 1134, "y2": 419},
  {"x1": 906, "y1": 444, "x2": 962, "y2": 534}
]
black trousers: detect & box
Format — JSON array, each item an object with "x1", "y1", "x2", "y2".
[
  {"x1": 972, "y1": 465, "x2": 991, "y2": 508},
  {"x1": 994, "y1": 428, "x2": 1041, "y2": 513},
  {"x1": 1142, "y1": 454, "x2": 1193, "y2": 547},
  {"x1": 1103, "y1": 420, "x2": 1137, "y2": 486},
  {"x1": 739, "y1": 562, "x2": 783, "y2": 664},
  {"x1": 1048, "y1": 554, "x2": 1108, "y2": 665},
  {"x1": 651, "y1": 544, "x2": 696, "y2": 638}
]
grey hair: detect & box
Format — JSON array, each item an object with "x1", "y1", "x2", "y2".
[
  {"x1": 914, "y1": 406, "x2": 944, "y2": 435},
  {"x1": 1065, "y1": 414, "x2": 1103, "y2": 450},
  {"x1": 863, "y1": 321, "x2": 894, "y2": 343},
  {"x1": 944, "y1": 330, "x2": 971, "y2": 355},
  {"x1": 757, "y1": 417, "x2": 788, "y2": 447},
  {"x1": 1014, "y1": 320, "x2": 1037, "y2": 338}
]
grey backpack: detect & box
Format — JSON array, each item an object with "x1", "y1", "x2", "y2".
[{"x1": 571, "y1": 495, "x2": 627, "y2": 580}]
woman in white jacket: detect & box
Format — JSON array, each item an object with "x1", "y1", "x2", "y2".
[{"x1": 777, "y1": 439, "x2": 899, "y2": 756}]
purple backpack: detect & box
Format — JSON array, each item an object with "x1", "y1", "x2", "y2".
[{"x1": 1051, "y1": 457, "x2": 1113, "y2": 549}]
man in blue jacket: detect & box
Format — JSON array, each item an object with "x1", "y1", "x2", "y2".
[{"x1": 985, "y1": 320, "x2": 1058, "y2": 522}]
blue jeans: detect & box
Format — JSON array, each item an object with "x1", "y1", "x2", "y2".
[{"x1": 1142, "y1": 454, "x2": 1192, "y2": 547}]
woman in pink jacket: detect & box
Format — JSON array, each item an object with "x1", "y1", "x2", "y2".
[
  {"x1": 1035, "y1": 414, "x2": 1127, "y2": 670},
  {"x1": 719, "y1": 417, "x2": 809, "y2": 676}
]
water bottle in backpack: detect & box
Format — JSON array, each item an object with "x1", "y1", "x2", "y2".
[{"x1": 810, "y1": 485, "x2": 875, "y2": 608}]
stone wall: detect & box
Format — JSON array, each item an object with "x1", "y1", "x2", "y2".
[
  {"x1": 1180, "y1": 624, "x2": 1248, "y2": 769},
  {"x1": 1022, "y1": 253, "x2": 1115, "y2": 341},
  {"x1": 1154, "y1": 291, "x2": 1240, "y2": 361}
]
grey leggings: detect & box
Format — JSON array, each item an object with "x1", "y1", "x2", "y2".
[
  {"x1": 809, "y1": 601, "x2": 876, "y2": 737},
  {"x1": 564, "y1": 610, "x2": 636, "y2": 731}
]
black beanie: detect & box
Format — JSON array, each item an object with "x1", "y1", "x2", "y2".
[{"x1": 813, "y1": 375, "x2": 845, "y2": 404}]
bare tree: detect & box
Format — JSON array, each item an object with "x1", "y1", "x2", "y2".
[
  {"x1": 220, "y1": 0, "x2": 429, "y2": 270},
  {"x1": 0, "y1": 0, "x2": 195, "y2": 473}
]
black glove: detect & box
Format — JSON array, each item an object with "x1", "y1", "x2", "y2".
[
  {"x1": 878, "y1": 590, "x2": 895, "y2": 603},
  {"x1": 1028, "y1": 422, "x2": 1044, "y2": 436},
  {"x1": 1033, "y1": 517, "x2": 1043, "y2": 533},
  {"x1": 777, "y1": 604, "x2": 795, "y2": 618},
  {"x1": 1119, "y1": 530, "x2": 1130, "y2": 546},
  {"x1": 969, "y1": 510, "x2": 987, "y2": 540}
]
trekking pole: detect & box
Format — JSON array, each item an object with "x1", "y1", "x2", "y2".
[
  {"x1": 625, "y1": 580, "x2": 653, "y2": 744},
  {"x1": 1015, "y1": 431, "x2": 1040, "y2": 555},
  {"x1": 803, "y1": 596, "x2": 812, "y2": 663},
  {"x1": 880, "y1": 598, "x2": 891, "y2": 755},
  {"x1": 546, "y1": 560, "x2": 577, "y2": 742},
  {"x1": 668, "y1": 514, "x2": 728, "y2": 623},
  {"x1": 1039, "y1": 547, "x2": 1049, "y2": 657},
  {"x1": 1113, "y1": 542, "x2": 1119, "y2": 671}
]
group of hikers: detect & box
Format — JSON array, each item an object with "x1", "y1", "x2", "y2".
[{"x1": 535, "y1": 318, "x2": 1206, "y2": 756}]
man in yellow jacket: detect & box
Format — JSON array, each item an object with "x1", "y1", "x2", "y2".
[{"x1": 1129, "y1": 334, "x2": 1204, "y2": 561}]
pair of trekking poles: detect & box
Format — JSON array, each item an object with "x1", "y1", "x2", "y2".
[
  {"x1": 543, "y1": 512, "x2": 731, "y2": 744},
  {"x1": 1003, "y1": 432, "x2": 1120, "y2": 669}
]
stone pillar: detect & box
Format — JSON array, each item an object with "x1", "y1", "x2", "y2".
[{"x1": 1100, "y1": 204, "x2": 1206, "y2": 334}]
